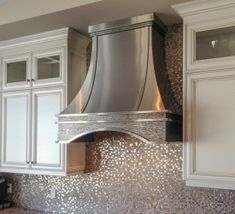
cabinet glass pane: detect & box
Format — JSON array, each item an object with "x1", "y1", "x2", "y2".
[
  {"x1": 196, "y1": 26, "x2": 235, "y2": 60},
  {"x1": 37, "y1": 55, "x2": 60, "y2": 80},
  {"x1": 7, "y1": 61, "x2": 27, "y2": 83}
]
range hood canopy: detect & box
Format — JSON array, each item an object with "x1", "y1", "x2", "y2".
[{"x1": 58, "y1": 13, "x2": 182, "y2": 144}]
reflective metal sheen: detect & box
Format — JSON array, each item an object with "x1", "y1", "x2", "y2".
[
  {"x1": 59, "y1": 14, "x2": 182, "y2": 144},
  {"x1": 62, "y1": 13, "x2": 168, "y2": 114}
]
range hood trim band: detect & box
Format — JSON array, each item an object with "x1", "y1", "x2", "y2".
[
  {"x1": 88, "y1": 13, "x2": 167, "y2": 36},
  {"x1": 58, "y1": 110, "x2": 176, "y2": 117}
]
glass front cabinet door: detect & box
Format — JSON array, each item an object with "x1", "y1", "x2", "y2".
[
  {"x1": 187, "y1": 23, "x2": 235, "y2": 71},
  {"x1": 32, "y1": 48, "x2": 65, "y2": 87},
  {"x1": 2, "y1": 54, "x2": 31, "y2": 90},
  {"x1": 196, "y1": 26, "x2": 235, "y2": 60}
]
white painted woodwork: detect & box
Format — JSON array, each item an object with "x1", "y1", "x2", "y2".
[
  {"x1": 184, "y1": 17, "x2": 235, "y2": 72},
  {"x1": 32, "y1": 48, "x2": 65, "y2": 87},
  {"x1": 31, "y1": 88, "x2": 64, "y2": 170},
  {"x1": 1, "y1": 91, "x2": 30, "y2": 168},
  {"x1": 185, "y1": 70, "x2": 235, "y2": 189},
  {"x1": 173, "y1": 0, "x2": 235, "y2": 189},
  {"x1": 0, "y1": 28, "x2": 89, "y2": 176},
  {"x1": 2, "y1": 54, "x2": 31, "y2": 90}
]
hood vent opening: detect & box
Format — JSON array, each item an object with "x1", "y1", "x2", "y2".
[{"x1": 58, "y1": 13, "x2": 182, "y2": 144}]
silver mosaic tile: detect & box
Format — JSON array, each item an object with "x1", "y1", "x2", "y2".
[
  {"x1": 2, "y1": 132, "x2": 235, "y2": 213},
  {"x1": 165, "y1": 24, "x2": 183, "y2": 114},
  {"x1": 58, "y1": 111, "x2": 182, "y2": 143}
]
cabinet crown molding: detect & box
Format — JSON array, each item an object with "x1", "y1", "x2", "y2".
[
  {"x1": 172, "y1": 0, "x2": 235, "y2": 18},
  {"x1": 0, "y1": 27, "x2": 71, "y2": 51}
]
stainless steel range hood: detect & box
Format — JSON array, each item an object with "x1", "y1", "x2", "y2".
[{"x1": 58, "y1": 13, "x2": 182, "y2": 144}]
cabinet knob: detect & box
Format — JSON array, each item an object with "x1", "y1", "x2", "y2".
[
  {"x1": 26, "y1": 161, "x2": 30, "y2": 164},
  {"x1": 55, "y1": 140, "x2": 59, "y2": 144},
  {"x1": 31, "y1": 161, "x2": 36, "y2": 164},
  {"x1": 26, "y1": 79, "x2": 31, "y2": 82},
  {"x1": 31, "y1": 79, "x2": 35, "y2": 81}
]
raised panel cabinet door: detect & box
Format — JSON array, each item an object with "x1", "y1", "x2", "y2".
[
  {"x1": 1, "y1": 91, "x2": 31, "y2": 168},
  {"x1": 31, "y1": 87, "x2": 65, "y2": 171},
  {"x1": 32, "y1": 48, "x2": 65, "y2": 87},
  {"x1": 185, "y1": 70, "x2": 235, "y2": 189},
  {"x1": 2, "y1": 54, "x2": 31, "y2": 90}
]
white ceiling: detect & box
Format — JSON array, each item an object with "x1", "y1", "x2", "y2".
[{"x1": 0, "y1": 0, "x2": 190, "y2": 41}]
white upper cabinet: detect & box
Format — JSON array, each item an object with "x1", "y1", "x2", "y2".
[
  {"x1": 32, "y1": 48, "x2": 65, "y2": 87},
  {"x1": 173, "y1": 0, "x2": 235, "y2": 72},
  {"x1": 0, "y1": 28, "x2": 90, "y2": 176},
  {"x1": 185, "y1": 20, "x2": 235, "y2": 72},
  {"x1": 2, "y1": 54, "x2": 31, "y2": 90},
  {"x1": 173, "y1": 0, "x2": 235, "y2": 190}
]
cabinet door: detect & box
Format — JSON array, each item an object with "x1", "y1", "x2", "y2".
[
  {"x1": 2, "y1": 54, "x2": 31, "y2": 90},
  {"x1": 184, "y1": 70, "x2": 235, "y2": 189},
  {"x1": 186, "y1": 20, "x2": 235, "y2": 72},
  {"x1": 31, "y1": 87, "x2": 65, "y2": 171},
  {"x1": 32, "y1": 48, "x2": 65, "y2": 87},
  {"x1": 1, "y1": 91, "x2": 31, "y2": 168}
]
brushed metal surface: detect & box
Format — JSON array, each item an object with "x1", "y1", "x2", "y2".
[
  {"x1": 85, "y1": 27, "x2": 149, "y2": 112},
  {"x1": 88, "y1": 13, "x2": 154, "y2": 33},
  {"x1": 88, "y1": 13, "x2": 167, "y2": 35},
  {"x1": 58, "y1": 13, "x2": 182, "y2": 144},
  {"x1": 62, "y1": 13, "x2": 167, "y2": 114},
  {"x1": 62, "y1": 36, "x2": 98, "y2": 114}
]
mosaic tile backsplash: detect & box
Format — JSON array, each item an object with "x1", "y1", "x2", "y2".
[
  {"x1": 1, "y1": 25, "x2": 235, "y2": 213},
  {"x1": 3, "y1": 133, "x2": 235, "y2": 213}
]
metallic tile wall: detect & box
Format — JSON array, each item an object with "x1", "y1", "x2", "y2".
[
  {"x1": 3, "y1": 133, "x2": 235, "y2": 213},
  {"x1": 165, "y1": 24, "x2": 183, "y2": 114},
  {"x1": 1, "y1": 25, "x2": 235, "y2": 213}
]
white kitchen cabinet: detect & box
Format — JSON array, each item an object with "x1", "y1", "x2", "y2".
[
  {"x1": 1, "y1": 91, "x2": 30, "y2": 168},
  {"x1": 1, "y1": 88, "x2": 64, "y2": 172},
  {"x1": 32, "y1": 48, "x2": 65, "y2": 87},
  {"x1": 0, "y1": 28, "x2": 89, "y2": 176},
  {"x1": 185, "y1": 70, "x2": 235, "y2": 189},
  {"x1": 2, "y1": 48, "x2": 65, "y2": 90},
  {"x1": 2, "y1": 54, "x2": 31, "y2": 90},
  {"x1": 173, "y1": 0, "x2": 235, "y2": 189},
  {"x1": 31, "y1": 88, "x2": 64, "y2": 171}
]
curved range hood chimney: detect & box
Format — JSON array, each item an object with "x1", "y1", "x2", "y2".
[{"x1": 58, "y1": 13, "x2": 182, "y2": 144}]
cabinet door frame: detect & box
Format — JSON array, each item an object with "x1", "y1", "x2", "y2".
[
  {"x1": 184, "y1": 69, "x2": 235, "y2": 190},
  {"x1": 32, "y1": 47, "x2": 66, "y2": 87},
  {"x1": 1, "y1": 90, "x2": 31, "y2": 169},
  {"x1": 2, "y1": 54, "x2": 31, "y2": 91},
  {"x1": 185, "y1": 16, "x2": 235, "y2": 73},
  {"x1": 31, "y1": 87, "x2": 66, "y2": 171}
]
